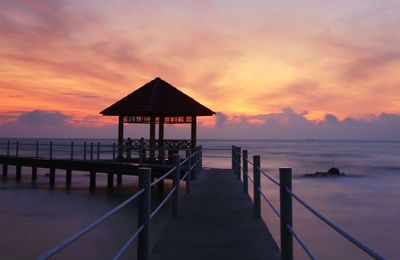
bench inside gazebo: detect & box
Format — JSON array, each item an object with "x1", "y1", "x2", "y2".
[{"x1": 100, "y1": 77, "x2": 215, "y2": 163}]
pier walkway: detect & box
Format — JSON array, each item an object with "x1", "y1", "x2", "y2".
[{"x1": 151, "y1": 168, "x2": 280, "y2": 260}]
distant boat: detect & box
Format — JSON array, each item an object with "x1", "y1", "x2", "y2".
[{"x1": 304, "y1": 138, "x2": 319, "y2": 142}]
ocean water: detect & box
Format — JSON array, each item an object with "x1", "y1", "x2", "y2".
[
  {"x1": 202, "y1": 140, "x2": 400, "y2": 259},
  {"x1": 1, "y1": 139, "x2": 399, "y2": 259}
]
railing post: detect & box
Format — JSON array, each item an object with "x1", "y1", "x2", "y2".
[
  {"x1": 139, "y1": 139, "x2": 144, "y2": 164},
  {"x1": 112, "y1": 142, "x2": 116, "y2": 161},
  {"x1": 231, "y1": 145, "x2": 235, "y2": 173},
  {"x1": 138, "y1": 167, "x2": 151, "y2": 260},
  {"x1": 199, "y1": 145, "x2": 203, "y2": 169},
  {"x1": 192, "y1": 149, "x2": 197, "y2": 180},
  {"x1": 243, "y1": 149, "x2": 248, "y2": 194},
  {"x1": 16, "y1": 164, "x2": 21, "y2": 181},
  {"x1": 70, "y1": 141, "x2": 74, "y2": 160},
  {"x1": 172, "y1": 154, "x2": 180, "y2": 217},
  {"x1": 195, "y1": 148, "x2": 200, "y2": 177},
  {"x1": 83, "y1": 142, "x2": 87, "y2": 160},
  {"x1": 253, "y1": 155, "x2": 261, "y2": 218},
  {"x1": 90, "y1": 170, "x2": 96, "y2": 192},
  {"x1": 97, "y1": 142, "x2": 100, "y2": 160},
  {"x1": 185, "y1": 149, "x2": 191, "y2": 194},
  {"x1": 90, "y1": 142, "x2": 93, "y2": 160},
  {"x1": 49, "y1": 141, "x2": 53, "y2": 160},
  {"x1": 237, "y1": 147, "x2": 241, "y2": 180},
  {"x1": 36, "y1": 141, "x2": 39, "y2": 158},
  {"x1": 49, "y1": 168, "x2": 55, "y2": 187},
  {"x1": 126, "y1": 138, "x2": 132, "y2": 160},
  {"x1": 280, "y1": 168, "x2": 293, "y2": 260},
  {"x1": 6, "y1": 140, "x2": 10, "y2": 156},
  {"x1": 16, "y1": 141, "x2": 19, "y2": 157}
]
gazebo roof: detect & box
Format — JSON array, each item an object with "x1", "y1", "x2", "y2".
[{"x1": 100, "y1": 77, "x2": 215, "y2": 117}]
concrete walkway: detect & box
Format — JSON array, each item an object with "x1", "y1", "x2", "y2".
[{"x1": 151, "y1": 168, "x2": 280, "y2": 260}]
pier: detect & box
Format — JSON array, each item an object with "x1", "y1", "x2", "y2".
[
  {"x1": 151, "y1": 168, "x2": 280, "y2": 260},
  {"x1": 0, "y1": 141, "x2": 388, "y2": 259}
]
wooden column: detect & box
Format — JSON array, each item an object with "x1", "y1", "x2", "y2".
[
  {"x1": 90, "y1": 171, "x2": 96, "y2": 192},
  {"x1": 191, "y1": 116, "x2": 197, "y2": 149},
  {"x1": 117, "y1": 115, "x2": 124, "y2": 160},
  {"x1": 159, "y1": 116, "x2": 165, "y2": 161},
  {"x1": 150, "y1": 116, "x2": 156, "y2": 160},
  {"x1": 107, "y1": 172, "x2": 114, "y2": 190},
  {"x1": 66, "y1": 169, "x2": 72, "y2": 188}
]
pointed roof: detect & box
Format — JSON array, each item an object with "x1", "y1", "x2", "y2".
[{"x1": 100, "y1": 77, "x2": 215, "y2": 116}]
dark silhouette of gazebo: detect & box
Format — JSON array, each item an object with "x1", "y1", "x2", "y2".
[{"x1": 100, "y1": 77, "x2": 215, "y2": 160}]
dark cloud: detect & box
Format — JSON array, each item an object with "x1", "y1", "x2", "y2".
[
  {"x1": 17, "y1": 110, "x2": 70, "y2": 125},
  {"x1": 325, "y1": 114, "x2": 338, "y2": 124},
  {"x1": 215, "y1": 112, "x2": 228, "y2": 126},
  {"x1": 202, "y1": 108, "x2": 400, "y2": 140}
]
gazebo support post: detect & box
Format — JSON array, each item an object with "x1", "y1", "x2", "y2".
[
  {"x1": 191, "y1": 116, "x2": 197, "y2": 149},
  {"x1": 159, "y1": 116, "x2": 165, "y2": 163},
  {"x1": 150, "y1": 116, "x2": 156, "y2": 161},
  {"x1": 117, "y1": 115, "x2": 124, "y2": 160}
]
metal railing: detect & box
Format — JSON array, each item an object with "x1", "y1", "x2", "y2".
[
  {"x1": 0, "y1": 139, "x2": 196, "y2": 162},
  {"x1": 37, "y1": 148, "x2": 202, "y2": 260},
  {"x1": 232, "y1": 146, "x2": 386, "y2": 260}
]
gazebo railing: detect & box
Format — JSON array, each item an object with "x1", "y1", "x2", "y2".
[{"x1": 123, "y1": 139, "x2": 192, "y2": 150}]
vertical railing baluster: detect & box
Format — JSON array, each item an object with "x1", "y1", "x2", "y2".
[
  {"x1": 138, "y1": 167, "x2": 151, "y2": 260},
  {"x1": 97, "y1": 142, "x2": 100, "y2": 160},
  {"x1": 237, "y1": 147, "x2": 241, "y2": 180},
  {"x1": 243, "y1": 149, "x2": 248, "y2": 194},
  {"x1": 6, "y1": 140, "x2": 10, "y2": 157},
  {"x1": 186, "y1": 149, "x2": 191, "y2": 194},
  {"x1": 172, "y1": 154, "x2": 180, "y2": 217},
  {"x1": 83, "y1": 142, "x2": 87, "y2": 160},
  {"x1": 16, "y1": 141, "x2": 19, "y2": 157},
  {"x1": 70, "y1": 141, "x2": 74, "y2": 160},
  {"x1": 280, "y1": 168, "x2": 293, "y2": 260},
  {"x1": 36, "y1": 141, "x2": 39, "y2": 158},
  {"x1": 112, "y1": 142, "x2": 116, "y2": 161},
  {"x1": 199, "y1": 145, "x2": 202, "y2": 169},
  {"x1": 253, "y1": 155, "x2": 261, "y2": 218},
  {"x1": 90, "y1": 142, "x2": 93, "y2": 160},
  {"x1": 139, "y1": 139, "x2": 144, "y2": 164},
  {"x1": 231, "y1": 145, "x2": 235, "y2": 174},
  {"x1": 49, "y1": 142, "x2": 53, "y2": 160}
]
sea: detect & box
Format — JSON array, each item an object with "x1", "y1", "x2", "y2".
[{"x1": 0, "y1": 139, "x2": 399, "y2": 259}]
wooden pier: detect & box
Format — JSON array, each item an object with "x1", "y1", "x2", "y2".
[
  {"x1": 151, "y1": 168, "x2": 281, "y2": 260},
  {"x1": 0, "y1": 155, "x2": 186, "y2": 192}
]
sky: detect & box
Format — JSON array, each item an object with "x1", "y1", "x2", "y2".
[{"x1": 1, "y1": 0, "x2": 400, "y2": 139}]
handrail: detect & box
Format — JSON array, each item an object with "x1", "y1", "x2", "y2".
[
  {"x1": 37, "y1": 189, "x2": 145, "y2": 260},
  {"x1": 257, "y1": 187, "x2": 280, "y2": 218},
  {"x1": 151, "y1": 167, "x2": 176, "y2": 187},
  {"x1": 112, "y1": 225, "x2": 144, "y2": 260},
  {"x1": 285, "y1": 187, "x2": 386, "y2": 260},
  {"x1": 150, "y1": 186, "x2": 177, "y2": 219},
  {"x1": 247, "y1": 161, "x2": 279, "y2": 186},
  {"x1": 232, "y1": 145, "x2": 386, "y2": 260},
  {"x1": 286, "y1": 224, "x2": 317, "y2": 260},
  {"x1": 35, "y1": 148, "x2": 201, "y2": 259}
]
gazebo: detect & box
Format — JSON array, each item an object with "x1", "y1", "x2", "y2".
[{"x1": 100, "y1": 77, "x2": 215, "y2": 161}]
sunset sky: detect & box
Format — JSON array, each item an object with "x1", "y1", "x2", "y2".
[{"x1": 1, "y1": 0, "x2": 400, "y2": 139}]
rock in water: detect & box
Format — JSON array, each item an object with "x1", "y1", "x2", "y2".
[{"x1": 304, "y1": 167, "x2": 345, "y2": 177}]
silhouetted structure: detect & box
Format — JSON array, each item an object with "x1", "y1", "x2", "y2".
[{"x1": 100, "y1": 77, "x2": 215, "y2": 160}]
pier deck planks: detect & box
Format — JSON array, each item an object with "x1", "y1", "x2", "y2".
[{"x1": 151, "y1": 168, "x2": 280, "y2": 260}]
